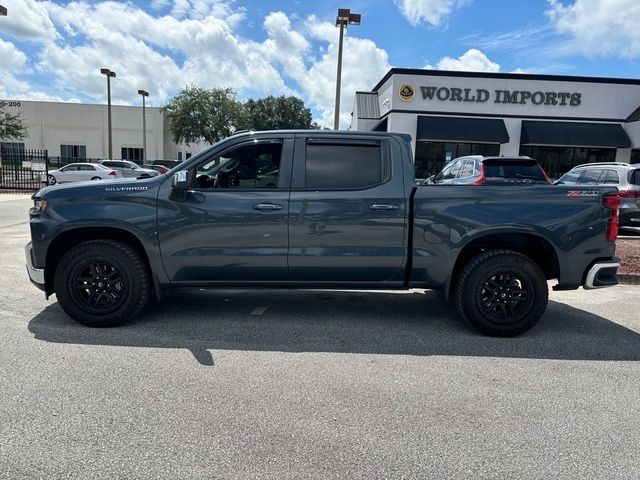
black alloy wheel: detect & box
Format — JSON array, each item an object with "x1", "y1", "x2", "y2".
[
  {"x1": 54, "y1": 240, "x2": 151, "y2": 327},
  {"x1": 70, "y1": 259, "x2": 127, "y2": 315},
  {"x1": 475, "y1": 269, "x2": 534, "y2": 324},
  {"x1": 455, "y1": 249, "x2": 548, "y2": 337}
]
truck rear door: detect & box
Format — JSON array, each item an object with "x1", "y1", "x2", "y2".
[{"x1": 287, "y1": 135, "x2": 408, "y2": 283}]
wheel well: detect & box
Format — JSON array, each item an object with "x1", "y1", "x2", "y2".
[
  {"x1": 45, "y1": 227, "x2": 151, "y2": 295},
  {"x1": 449, "y1": 233, "x2": 559, "y2": 295}
]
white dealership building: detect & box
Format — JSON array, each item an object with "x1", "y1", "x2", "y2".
[
  {"x1": 0, "y1": 100, "x2": 204, "y2": 164},
  {"x1": 351, "y1": 69, "x2": 640, "y2": 179}
]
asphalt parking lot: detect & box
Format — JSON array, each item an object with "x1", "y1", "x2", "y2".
[{"x1": 1, "y1": 192, "x2": 639, "y2": 479}]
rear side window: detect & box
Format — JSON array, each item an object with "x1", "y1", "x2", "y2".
[
  {"x1": 630, "y1": 169, "x2": 640, "y2": 186},
  {"x1": 482, "y1": 160, "x2": 546, "y2": 181},
  {"x1": 599, "y1": 169, "x2": 619, "y2": 184},
  {"x1": 579, "y1": 169, "x2": 602, "y2": 184},
  {"x1": 305, "y1": 140, "x2": 386, "y2": 189},
  {"x1": 458, "y1": 159, "x2": 475, "y2": 178}
]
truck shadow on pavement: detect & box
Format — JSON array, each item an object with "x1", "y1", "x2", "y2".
[{"x1": 28, "y1": 289, "x2": 640, "y2": 366}]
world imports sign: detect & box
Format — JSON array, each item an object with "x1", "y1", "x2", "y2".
[{"x1": 409, "y1": 86, "x2": 582, "y2": 106}]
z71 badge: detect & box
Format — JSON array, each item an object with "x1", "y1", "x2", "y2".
[{"x1": 567, "y1": 190, "x2": 599, "y2": 197}]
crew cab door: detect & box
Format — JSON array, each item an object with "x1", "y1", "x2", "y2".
[
  {"x1": 287, "y1": 135, "x2": 408, "y2": 283},
  {"x1": 156, "y1": 136, "x2": 293, "y2": 283}
]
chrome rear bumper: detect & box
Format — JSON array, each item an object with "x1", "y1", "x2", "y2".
[{"x1": 584, "y1": 260, "x2": 620, "y2": 289}]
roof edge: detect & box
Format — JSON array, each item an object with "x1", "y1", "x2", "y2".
[{"x1": 372, "y1": 68, "x2": 640, "y2": 93}]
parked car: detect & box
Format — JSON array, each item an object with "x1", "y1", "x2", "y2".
[
  {"x1": 99, "y1": 160, "x2": 159, "y2": 178},
  {"x1": 45, "y1": 163, "x2": 121, "y2": 185},
  {"x1": 429, "y1": 155, "x2": 551, "y2": 185},
  {"x1": 152, "y1": 159, "x2": 181, "y2": 169},
  {"x1": 555, "y1": 162, "x2": 640, "y2": 227},
  {"x1": 143, "y1": 164, "x2": 169, "y2": 175}
]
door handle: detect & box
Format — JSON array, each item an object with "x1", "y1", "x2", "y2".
[
  {"x1": 369, "y1": 204, "x2": 399, "y2": 211},
  {"x1": 253, "y1": 203, "x2": 283, "y2": 211}
]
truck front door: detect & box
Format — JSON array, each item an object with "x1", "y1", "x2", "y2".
[{"x1": 157, "y1": 137, "x2": 293, "y2": 283}]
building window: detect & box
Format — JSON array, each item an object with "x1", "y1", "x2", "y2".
[
  {"x1": 414, "y1": 141, "x2": 499, "y2": 180},
  {"x1": 519, "y1": 146, "x2": 616, "y2": 179},
  {"x1": 121, "y1": 147, "x2": 143, "y2": 163},
  {"x1": 0, "y1": 142, "x2": 25, "y2": 165},
  {"x1": 1, "y1": 142, "x2": 25, "y2": 154},
  {"x1": 60, "y1": 144, "x2": 86, "y2": 163},
  {"x1": 178, "y1": 152, "x2": 183, "y2": 161},
  {"x1": 631, "y1": 150, "x2": 640, "y2": 164}
]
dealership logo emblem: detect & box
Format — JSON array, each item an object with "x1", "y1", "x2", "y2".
[{"x1": 398, "y1": 84, "x2": 415, "y2": 102}]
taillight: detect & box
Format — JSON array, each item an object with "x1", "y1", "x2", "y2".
[
  {"x1": 473, "y1": 163, "x2": 486, "y2": 185},
  {"x1": 538, "y1": 165, "x2": 552, "y2": 184},
  {"x1": 602, "y1": 194, "x2": 620, "y2": 242},
  {"x1": 618, "y1": 190, "x2": 640, "y2": 198},
  {"x1": 108, "y1": 170, "x2": 117, "y2": 176}
]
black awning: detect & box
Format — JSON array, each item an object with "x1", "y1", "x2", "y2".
[
  {"x1": 416, "y1": 115, "x2": 509, "y2": 143},
  {"x1": 520, "y1": 120, "x2": 631, "y2": 148},
  {"x1": 372, "y1": 118, "x2": 388, "y2": 132}
]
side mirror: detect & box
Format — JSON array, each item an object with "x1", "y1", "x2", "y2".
[
  {"x1": 553, "y1": 180, "x2": 561, "y2": 185},
  {"x1": 172, "y1": 170, "x2": 189, "y2": 190}
]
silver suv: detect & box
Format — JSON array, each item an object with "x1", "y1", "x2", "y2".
[
  {"x1": 99, "y1": 160, "x2": 159, "y2": 179},
  {"x1": 555, "y1": 162, "x2": 640, "y2": 227}
]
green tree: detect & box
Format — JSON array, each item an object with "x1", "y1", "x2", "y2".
[
  {"x1": 162, "y1": 86, "x2": 246, "y2": 145},
  {"x1": 241, "y1": 95, "x2": 313, "y2": 131},
  {"x1": 0, "y1": 104, "x2": 28, "y2": 141}
]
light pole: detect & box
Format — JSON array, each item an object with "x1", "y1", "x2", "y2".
[
  {"x1": 0, "y1": 5, "x2": 7, "y2": 15},
  {"x1": 334, "y1": 8, "x2": 360, "y2": 130},
  {"x1": 137, "y1": 89, "x2": 149, "y2": 163},
  {"x1": 100, "y1": 68, "x2": 116, "y2": 159}
]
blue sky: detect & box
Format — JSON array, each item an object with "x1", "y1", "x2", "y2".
[{"x1": 1, "y1": 0, "x2": 639, "y2": 127}]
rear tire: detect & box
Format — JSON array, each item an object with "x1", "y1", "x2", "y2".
[
  {"x1": 454, "y1": 249, "x2": 548, "y2": 337},
  {"x1": 54, "y1": 240, "x2": 151, "y2": 327}
]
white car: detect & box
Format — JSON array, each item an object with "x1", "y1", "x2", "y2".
[
  {"x1": 45, "y1": 163, "x2": 122, "y2": 185},
  {"x1": 99, "y1": 160, "x2": 159, "y2": 178}
]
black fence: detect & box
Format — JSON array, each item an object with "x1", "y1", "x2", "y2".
[
  {"x1": 0, "y1": 150, "x2": 113, "y2": 190},
  {"x1": 0, "y1": 147, "x2": 49, "y2": 190}
]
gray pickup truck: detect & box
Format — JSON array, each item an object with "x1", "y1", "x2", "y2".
[{"x1": 26, "y1": 130, "x2": 621, "y2": 336}]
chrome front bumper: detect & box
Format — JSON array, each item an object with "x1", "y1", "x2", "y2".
[
  {"x1": 25, "y1": 242, "x2": 45, "y2": 289},
  {"x1": 584, "y1": 260, "x2": 621, "y2": 289}
]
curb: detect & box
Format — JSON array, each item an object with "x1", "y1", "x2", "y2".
[{"x1": 619, "y1": 274, "x2": 640, "y2": 285}]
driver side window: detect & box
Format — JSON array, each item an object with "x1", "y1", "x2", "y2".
[{"x1": 195, "y1": 140, "x2": 283, "y2": 189}]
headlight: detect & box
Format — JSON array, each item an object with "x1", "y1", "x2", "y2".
[{"x1": 30, "y1": 198, "x2": 47, "y2": 216}]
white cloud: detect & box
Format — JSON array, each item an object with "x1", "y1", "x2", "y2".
[
  {"x1": 0, "y1": 0, "x2": 59, "y2": 41},
  {"x1": 426, "y1": 48, "x2": 500, "y2": 72},
  {"x1": 546, "y1": 0, "x2": 640, "y2": 58},
  {"x1": 0, "y1": 39, "x2": 72, "y2": 101},
  {"x1": 0, "y1": 2, "x2": 390, "y2": 128},
  {"x1": 395, "y1": 0, "x2": 471, "y2": 27}
]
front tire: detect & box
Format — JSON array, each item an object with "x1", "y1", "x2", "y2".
[
  {"x1": 54, "y1": 240, "x2": 151, "y2": 327},
  {"x1": 47, "y1": 174, "x2": 57, "y2": 185},
  {"x1": 91, "y1": 176, "x2": 101, "y2": 180},
  {"x1": 454, "y1": 249, "x2": 548, "y2": 337}
]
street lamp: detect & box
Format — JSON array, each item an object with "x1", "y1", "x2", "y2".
[
  {"x1": 334, "y1": 8, "x2": 361, "y2": 130},
  {"x1": 0, "y1": 5, "x2": 7, "y2": 15},
  {"x1": 100, "y1": 68, "x2": 116, "y2": 159},
  {"x1": 137, "y1": 89, "x2": 149, "y2": 163}
]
